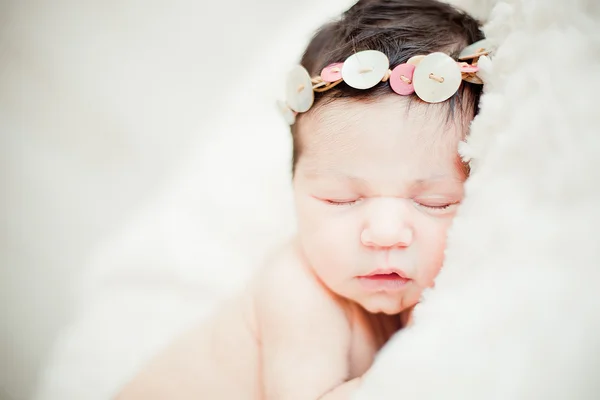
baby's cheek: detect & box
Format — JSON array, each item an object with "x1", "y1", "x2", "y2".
[
  {"x1": 418, "y1": 220, "x2": 451, "y2": 285},
  {"x1": 300, "y1": 222, "x2": 348, "y2": 280},
  {"x1": 301, "y1": 209, "x2": 356, "y2": 259}
]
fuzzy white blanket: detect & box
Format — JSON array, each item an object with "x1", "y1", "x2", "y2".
[
  {"x1": 34, "y1": 0, "x2": 600, "y2": 399},
  {"x1": 356, "y1": 0, "x2": 600, "y2": 398}
]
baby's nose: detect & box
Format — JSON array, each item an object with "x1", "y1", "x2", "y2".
[
  {"x1": 360, "y1": 198, "x2": 414, "y2": 249},
  {"x1": 361, "y1": 224, "x2": 413, "y2": 248}
]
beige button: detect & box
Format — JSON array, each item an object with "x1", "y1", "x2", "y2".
[
  {"x1": 474, "y1": 55, "x2": 493, "y2": 84},
  {"x1": 413, "y1": 52, "x2": 462, "y2": 103},
  {"x1": 341, "y1": 50, "x2": 389, "y2": 90},
  {"x1": 285, "y1": 65, "x2": 314, "y2": 113},
  {"x1": 277, "y1": 100, "x2": 296, "y2": 125},
  {"x1": 459, "y1": 39, "x2": 494, "y2": 60},
  {"x1": 462, "y1": 73, "x2": 483, "y2": 85},
  {"x1": 407, "y1": 55, "x2": 426, "y2": 66}
]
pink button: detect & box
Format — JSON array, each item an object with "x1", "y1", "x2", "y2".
[
  {"x1": 389, "y1": 63, "x2": 416, "y2": 95},
  {"x1": 320, "y1": 63, "x2": 344, "y2": 83},
  {"x1": 458, "y1": 62, "x2": 479, "y2": 73}
]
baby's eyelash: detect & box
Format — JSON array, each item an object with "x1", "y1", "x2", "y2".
[
  {"x1": 422, "y1": 203, "x2": 451, "y2": 209},
  {"x1": 324, "y1": 199, "x2": 360, "y2": 206},
  {"x1": 416, "y1": 201, "x2": 459, "y2": 211}
]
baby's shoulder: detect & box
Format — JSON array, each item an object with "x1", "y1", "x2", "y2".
[
  {"x1": 253, "y1": 239, "x2": 324, "y2": 302},
  {"x1": 251, "y1": 239, "x2": 350, "y2": 323}
]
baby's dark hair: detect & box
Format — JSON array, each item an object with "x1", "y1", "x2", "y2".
[{"x1": 291, "y1": 0, "x2": 484, "y2": 172}]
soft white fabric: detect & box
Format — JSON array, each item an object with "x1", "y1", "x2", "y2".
[
  {"x1": 34, "y1": 0, "x2": 600, "y2": 399},
  {"x1": 32, "y1": 1, "x2": 354, "y2": 399},
  {"x1": 356, "y1": 0, "x2": 600, "y2": 398}
]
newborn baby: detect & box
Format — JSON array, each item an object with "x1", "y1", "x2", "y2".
[{"x1": 117, "y1": 0, "x2": 483, "y2": 398}]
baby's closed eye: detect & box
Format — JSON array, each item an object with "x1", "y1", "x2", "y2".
[{"x1": 321, "y1": 197, "x2": 362, "y2": 206}]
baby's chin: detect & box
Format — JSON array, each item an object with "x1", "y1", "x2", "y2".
[{"x1": 355, "y1": 293, "x2": 417, "y2": 315}]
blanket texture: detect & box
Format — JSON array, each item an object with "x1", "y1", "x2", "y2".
[{"x1": 356, "y1": 0, "x2": 600, "y2": 398}]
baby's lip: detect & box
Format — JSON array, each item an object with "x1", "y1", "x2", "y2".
[
  {"x1": 357, "y1": 269, "x2": 411, "y2": 292},
  {"x1": 360, "y1": 268, "x2": 409, "y2": 279}
]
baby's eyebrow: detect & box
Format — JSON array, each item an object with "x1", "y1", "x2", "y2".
[
  {"x1": 302, "y1": 169, "x2": 368, "y2": 184},
  {"x1": 409, "y1": 176, "x2": 463, "y2": 190},
  {"x1": 302, "y1": 169, "x2": 462, "y2": 190}
]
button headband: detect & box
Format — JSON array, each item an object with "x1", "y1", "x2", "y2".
[{"x1": 278, "y1": 39, "x2": 493, "y2": 125}]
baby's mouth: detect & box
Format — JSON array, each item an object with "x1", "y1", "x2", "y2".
[
  {"x1": 357, "y1": 270, "x2": 411, "y2": 291},
  {"x1": 364, "y1": 272, "x2": 405, "y2": 280},
  {"x1": 361, "y1": 268, "x2": 409, "y2": 279}
]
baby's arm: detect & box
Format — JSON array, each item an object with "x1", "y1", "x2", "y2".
[{"x1": 256, "y1": 244, "x2": 356, "y2": 400}]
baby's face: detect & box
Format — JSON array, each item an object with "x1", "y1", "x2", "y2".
[{"x1": 293, "y1": 96, "x2": 468, "y2": 315}]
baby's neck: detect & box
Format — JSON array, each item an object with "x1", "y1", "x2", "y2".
[{"x1": 347, "y1": 300, "x2": 407, "y2": 347}]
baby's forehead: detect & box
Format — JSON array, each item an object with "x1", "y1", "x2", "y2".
[
  {"x1": 298, "y1": 96, "x2": 467, "y2": 153},
  {"x1": 294, "y1": 96, "x2": 469, "y2": 180}
]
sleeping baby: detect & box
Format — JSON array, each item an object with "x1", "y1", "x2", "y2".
[{"x1": 117, "y1": 0, "x2": 486, "y2": 398}]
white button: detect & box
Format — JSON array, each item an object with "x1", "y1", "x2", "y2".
[
  {"x1": 285, "y1": 65, "x2": 314, "y2": 113},
  {"x1": 474, "y1": 55, "x2": 493, "y2": 84},
  {"x1": 341, "y1": 50, "x2": 389, "y2": 90},
  {"x1": 462, "y1": 73, "x2": 483, "y2": 85},
  {"x1": 407, "y1": 55, "x2": 426, "y2": 66},
  {"x1": 459, "y1": 39, "x2": 494, "y2": 60},
  {"x1": 277, "y1": 100, "x2": 296, "y2": 125},
  {"x1": 413, "y1": 52, "x2": 462, "y2": 103}
]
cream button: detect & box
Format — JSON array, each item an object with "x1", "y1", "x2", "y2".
[
  {"x1": 459, "y1": 39, "x2": 494, "y2": 60},
  {"x1": 341, "y1": 50, "x2": 389, "y2": 90},
  {"x1": 413, "y1": 52, "x2": 462, "y2": 103},
  {"x1": 474, "y1": 55, "x2": 493, "y2": 84},
  {"x1": 462, "y1": 73, "x2": 483, "y2": 85},
  {"x1": 285, "y1": 65, "x2": 314, "y2": 113},
  {"x1": 277, "y1": 100, "x2": 296, "y2": 125},
  {"x1": 407, "y1": 55, "x2": 426, "y2": 66}
]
